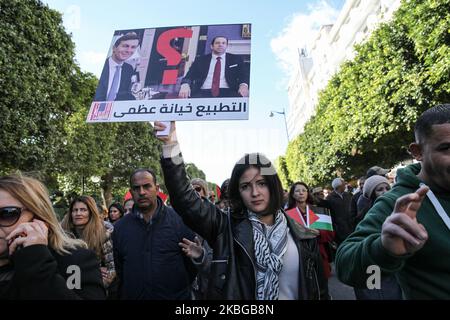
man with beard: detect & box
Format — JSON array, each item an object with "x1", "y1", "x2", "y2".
[
  {"x1": 112, "y1": 169, "x2": 196, "y2": 299},
  {"x1": 336, "y1": 104, "x2": 450, "y2": 299}
]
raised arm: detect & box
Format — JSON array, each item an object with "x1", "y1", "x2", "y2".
[
  {"x1": 335, "y1": 186, "x2": 429, "y2": 288},
  {"x1": 154, "y1": 121, "x2": 227, "y2": 245}
]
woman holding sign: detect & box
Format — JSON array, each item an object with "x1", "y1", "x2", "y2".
[
  {"x1": 155, "y1": 121, "x2": 328, "y2": 300},
  {"x1": 286, "y1": 182, "x2": 335, "y2": 280}
]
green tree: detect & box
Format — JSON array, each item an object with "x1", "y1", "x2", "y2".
[
  {"x1": 0, "y1": 0, "x2": 77, "y2": 177},
  {"x1": 285, "y1": 0, "x2": 449, "y2": 186},
  {"x1": 185, "y1": 162, "x2": 206, "y2": 181},
  {"x1": 275, "y1": 155, "x2": 293, "y2": 189},
  {"x1": 61, "y1": 102, "x2": 162, "y2": 206},
  {"x1": 0, "y1": 0, "x2": 210, "y2": 209}
]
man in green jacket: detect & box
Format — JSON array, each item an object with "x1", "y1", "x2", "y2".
[{"x1": 336, "y1": 104, "x2": 450, "y2": 299}]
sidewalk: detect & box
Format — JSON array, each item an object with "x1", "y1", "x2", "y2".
[{"x1": 328, "y1": 263, "x2": 356, "y2": 300}]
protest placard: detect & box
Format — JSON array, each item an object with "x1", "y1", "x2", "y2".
[{"x1": 87, "y1": 23, "x2": 251, "y2": 123}]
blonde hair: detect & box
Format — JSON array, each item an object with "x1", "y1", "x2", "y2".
[
  {"x1": 61, "y1": 195, "x2": 106, "y2": 260},
  {"x1": 0, "y1": 174, "x2": 87, "y2": 255}
]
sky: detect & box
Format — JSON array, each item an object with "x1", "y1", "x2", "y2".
[{"x1": 44, "y1": 0, "x2": 346, "y2": 186}]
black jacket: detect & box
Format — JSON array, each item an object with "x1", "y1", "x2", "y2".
[
  {"x1": 0, "y1": 244, "x2": 105, "y2": 300},
  {"x1": 325, "y1": 191, "x2": 354, "y2": 244},
  {"x1": 161, "y1": 154, "x2": 328, "y2": 300},
  {"x1": 350, "y1": 191, "x2": 363, "y2": 224},
  {"x1": 112, "y1": 198, "x2": 197, "y2": 300}
]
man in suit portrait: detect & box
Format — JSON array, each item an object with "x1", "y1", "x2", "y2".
[
  {"x1": 94, "y1": 32, "x2": 140, "y2": 101},
  {"x1": 178, "y1": 36, "x2": 249, "y2": 98}
]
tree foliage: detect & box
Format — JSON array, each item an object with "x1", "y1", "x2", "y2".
[
  {"x1": 185, "y1": 163, "x2": 206, "y2": 181},
  {"x1": 60, "y1": 100, "x2": 163, "y2": 205},
  {"x1": 0, "y1": 0, "x2": 190, "y2": 206},
  {"x1": 0, "y1": 0, "x2": 77, "y2": 176},
  {"x1": 285, "y1": 0, "x2": 449, "y2": 186},
  {"x1": 275, "y1": 155, "x2": 293, "y2": 189}
]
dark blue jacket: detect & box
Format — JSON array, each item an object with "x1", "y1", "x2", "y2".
[{"x1": 112, "y1": 198, "x2": 196, "y2": 300}]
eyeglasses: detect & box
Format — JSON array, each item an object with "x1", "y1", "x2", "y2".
[{"x1": 0, "y1": 206, "x2": 25, "y2": 227}]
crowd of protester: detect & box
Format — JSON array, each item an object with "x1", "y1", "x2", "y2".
[{"x1": 1, "y1": 105, "x2": 449, "y2": 300}]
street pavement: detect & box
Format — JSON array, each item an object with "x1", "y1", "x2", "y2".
[{"x1": 328, "y1": 263, "x2": 356, "y2": 300}]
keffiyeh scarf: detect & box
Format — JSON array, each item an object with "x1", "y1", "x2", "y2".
[{"x1": 248, "y1": 210, "x2": 289, "y2": 300}]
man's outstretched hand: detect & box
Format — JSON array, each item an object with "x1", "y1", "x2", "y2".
[{"x1": 381, "y1": 185, "x2": 429, "y2": 256}]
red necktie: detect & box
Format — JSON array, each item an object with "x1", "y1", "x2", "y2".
[{"x1": 211, "y1": 57, "x2": 221, "y2": 97}]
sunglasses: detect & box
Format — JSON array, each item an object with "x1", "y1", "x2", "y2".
[
  {"x1": 193, "y1": 186, "x2": 203, "y2": 193},
  {"x1": 0, "y1": 206, "x2": 25, "y2": 227}
]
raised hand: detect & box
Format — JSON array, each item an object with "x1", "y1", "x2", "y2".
[
  {"x1": 178, "y1": 236, "x2": 203, "y2": 260},
  {"x1": 381, "y1": 186, "x2": 429, "y2": 256},
  {"x1": 154, "y1": 121, "x2": 177, "y2": 145}
]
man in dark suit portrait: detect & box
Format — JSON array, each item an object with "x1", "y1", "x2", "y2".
[
  {"x1": 94, "y1": 32, "x2": 140, "y2": 101},
  {"x1": 178, "y1": 36, "x2": 249, "y2": 98}
]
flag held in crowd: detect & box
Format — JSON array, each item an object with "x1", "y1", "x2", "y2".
[{"x1": 286, "y1": 206, "x2": 333, "y2": 231}]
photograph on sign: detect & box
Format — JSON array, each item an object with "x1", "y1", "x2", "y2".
[{"x1": 87, "y1": 23, "x2": 251, "y2": 123}]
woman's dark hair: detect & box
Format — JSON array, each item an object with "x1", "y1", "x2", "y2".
[
  {"x1": 220, "y1": 178, "x2": 230, "y2": 201},
  {"x1": 287, "y1": 181, "x2": 314, "y2": 210},
  {"x1": 108, "y1": 202, "x2": 125, "y2": 221},
  {"x1": 228, "y1": 153, "x2": 283, "y2": 216}
]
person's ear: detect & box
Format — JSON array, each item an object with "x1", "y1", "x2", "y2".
[{"x1": 409, "y1": 142, "x2": 423, "y2": 161}]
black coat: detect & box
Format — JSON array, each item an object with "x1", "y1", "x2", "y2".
[
  {"x1": 112, "y1": 199, "x2": 197, "y2": 300},
  {"x1": 181, "y1": 53, "x2": 249, "y2": 97},
  {"x1": 0, "y1": 244, "x2": 105, "y2": 300},
  {"x1": 161, "y1": 154, "x2": 329, "y2": 300},
  {"x1": 325, "y1": 191, "x2": 354, "y2": 244}
]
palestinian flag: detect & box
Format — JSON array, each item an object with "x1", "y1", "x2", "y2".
[
  {"x1": 308, "y1": 206, "x2": 333, "y2": 231},
  {"x1": 286, "y1": 206, "x2": 333, "y2": 231}
]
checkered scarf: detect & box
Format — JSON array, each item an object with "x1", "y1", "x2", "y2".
[{"x1": 248, "y1": 210, "x2": 288, "y2": 300}]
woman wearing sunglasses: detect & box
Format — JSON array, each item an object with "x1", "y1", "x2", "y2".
[
  {"x1": 61, "y1": 196, "x2": 116, "y2": 291},
  {"x1": 0, "y1": 174, "x2": 105, "y2": 299}
]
